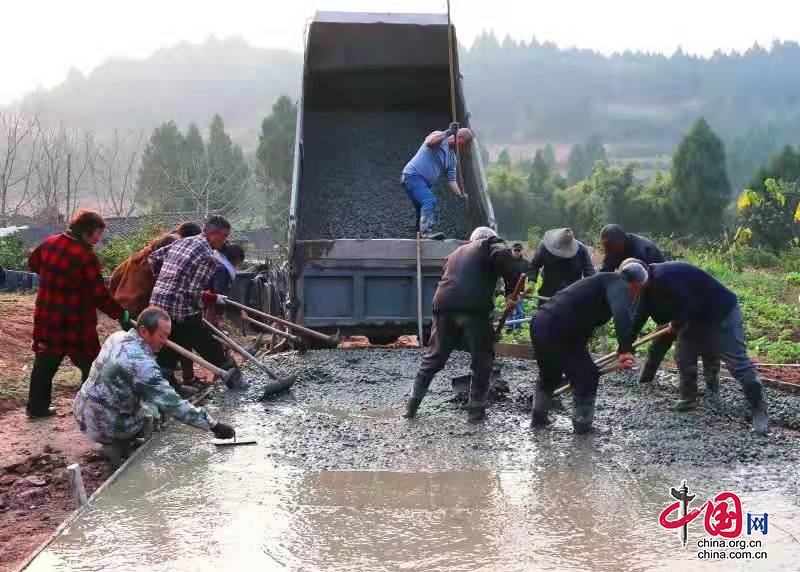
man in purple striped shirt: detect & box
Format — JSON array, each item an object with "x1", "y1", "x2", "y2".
[{"x1": 149, "y1": 215, "x2": 236, "y2": 388}]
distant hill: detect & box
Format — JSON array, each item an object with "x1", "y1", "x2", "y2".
[
  {"x1": 12, "y1": 37, "x2": 301, "y2": 148},
  {"x1": 8, "y1": 33, "x2": 800, "y2": 189}
]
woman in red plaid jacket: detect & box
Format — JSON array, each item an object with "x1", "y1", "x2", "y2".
[{"x1": 26, "y1": 209, "x2": 130, "y2": 418}]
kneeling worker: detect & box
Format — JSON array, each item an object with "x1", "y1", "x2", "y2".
[
  {"x1": 530, "y1": 265, "x2": 644, "y2": 433},
  {"x1": 74, "y1": 306, "x2": 236, "y2": 458},
  {"x1": 404, "y1": 227, "x2": 521, "y2": 423},
  {"x1": 623, "y1": 260, "x2": 769, "y2": 433}
]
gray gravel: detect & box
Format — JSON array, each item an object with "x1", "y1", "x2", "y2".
[
  {"x1": 297, "y1": 110, "x2": 469, "y2": 240},
  {"x1": 205, "y1": 348, "x2": 800, "y2": 495}
]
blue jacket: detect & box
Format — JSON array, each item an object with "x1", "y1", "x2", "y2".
[{"x1": 626, "y1": 262, "x2": 738, "y2": 347}]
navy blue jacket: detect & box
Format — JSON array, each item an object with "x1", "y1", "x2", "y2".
[
  {"x1": 600, "y1": 233, "x2": 664, "y2": 272},
  {"x1": 529, "y1": 241, "x2": 596, "y2": 297},
  {"x1": 626, "y1": 262, "x2": 738, "y2": 347},
  {"x1": 536, "y1": 272, "x2": 635, "y2": 351},
  {"x1": 433, "y1": 236, "x2": 519, "y2": 315}
]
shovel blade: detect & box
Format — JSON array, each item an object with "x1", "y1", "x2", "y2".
[
  {"x1": 451, "y1": 373, "x2": 471, "y2": 396},
  {"x1": 259, "y1": 375, "x2": 297, "y2": 400}
]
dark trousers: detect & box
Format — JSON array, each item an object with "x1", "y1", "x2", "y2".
[
  {"x1": 530, "y1": 312, "x2": 598, "y2": 401},
  {"x1": 27, "y1": 353, "x2": 92, "y2": 415},
  {"x1": 644, "y1": 330, "x2": 720, "y2": 381},
  {"x1": 156, "y1": 313, "x2": 229, "y2": 374},
  {"x1": 413, "y1": 312, "x2": 494, "y2": 407},
  {"x1": 674, "y1": 307, "x2": 761, "y2": 402}
]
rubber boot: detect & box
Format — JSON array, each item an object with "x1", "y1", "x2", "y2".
[
  {"x1": 403, "y1": 397, "x2": 423, "y2": 419},
  {"x1": 637, "y1": 361, "x2": 659, "y2": 384},
  {"x1": 420, "y1": 213, "x2": 444, "y2": 240},
  {"x1": 672, "y1": 375, "x2": 698, "y2": 411},
  {"x1": 531, "y1": 387, "x2": 552, "y2": 428},
  {"x1": 703, "y1": 362, "x2": 720, "y2": 396},
  {"x1": 467, "y1": 405, "x2": 486, "y2": 424},
  {"x1": 744, "y1": 384, "x2": 769, "y2": 434},
  {"x1": 572, "y1": 395, "x2": 596, "y2": 434}
]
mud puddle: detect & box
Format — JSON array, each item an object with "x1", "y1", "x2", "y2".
[{"x1": 27, "y1": 349, "x2": 800, "y2": 571}]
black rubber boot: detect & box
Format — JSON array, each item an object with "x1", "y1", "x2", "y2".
[
  {"x1": 744, "y1": 384, "x2": 769, "y2": 434},
  {"x1": 531, "y1": 387, "x2": 552, "y2": 428},
  {"x1": 572, "y1": 396, "x2": 596, "y2": 434},
  {"x1": 467, "y1": 406, "x2": 486, "y2": 424},
  {"x1": 703, "y1": 363, "x2": 720, "y2": 396},
  {"x1": 672, "y1": 374, "x2": 698, "y2": 411},
  {"x1": 402, "y1": 397, "x2": 423, "y2": 419},
  {"x1": 637, "y1": 361, "x2": 659, "y2": 384}
]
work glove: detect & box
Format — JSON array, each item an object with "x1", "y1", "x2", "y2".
[
  {"x1": 444, "y1": 121, "x2": 459, "y2": 137},
  {"x1": 201, "y1": 291, "x2": 219, "y2": 306},
  {"x1": 211, "y1": 420, "x2": 236, "y2": 440},
  {"x1": 118, "y1": 309, "x2": 132, "y2": 330}
]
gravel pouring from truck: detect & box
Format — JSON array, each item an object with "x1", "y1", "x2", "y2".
[{"x1": 288, "y1": 12, "x2": 495, "y2": 341}]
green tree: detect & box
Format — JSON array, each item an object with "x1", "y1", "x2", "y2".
[
  {"x1": 496, "y1": 148, "x2": 511, "y2": 167},
  {"x1": 205, "y1": 114, "x2": 248, "y2": 215},
  {"x1": 670, "y1": 118, "x2": 731, "y2": 235},
  {"x1": 256, "y1": 96, "x2": 297, "y2": 189},
  {"x1": 748, "y1": 145, "x2": 800, "y2": 192},
  {"x1": 566, "y1": 137, "x2": 607, "y2": 184},
  {"x1": 487, "y1": 164, "x2": 532, "y2": 239},
  {"x1": 737, "y1": 178, "x2": 800, "y2": 251},
  {"x1": 137, "y1": 121, "x2": 185, "y2": 212}
]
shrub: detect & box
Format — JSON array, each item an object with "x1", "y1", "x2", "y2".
[{"x1": 0, "y1": 234, "x2": 30, "y2": 270}]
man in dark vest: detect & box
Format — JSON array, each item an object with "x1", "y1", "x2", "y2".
[
  {"x1": 404, "y1": 226, "x2": 520, "y2": 423},
  {"x1": 529, "y1": 262, "x2": 644, "y2": 433},
  {"x1": 623, "y1": 259, "x2": 769, "y2": 434}
]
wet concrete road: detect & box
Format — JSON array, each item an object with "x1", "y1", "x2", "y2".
[{"x1": 28, "y1": 349, "x2": 800, "y2": 571}]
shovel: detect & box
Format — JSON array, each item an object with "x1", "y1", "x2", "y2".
[
  {"x1": 202, "y1": 318, "x2": 297, "y2": 399},
  {"x1": 218, "y1": 295, "x2": 340, "y2": 347},
  {"x1": 129, "y1": 319, "x2": 243, "y2": 387}
]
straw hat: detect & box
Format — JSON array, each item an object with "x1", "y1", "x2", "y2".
[{"x1": 542, "y1": 228, "x2": 579, "y2": 258}]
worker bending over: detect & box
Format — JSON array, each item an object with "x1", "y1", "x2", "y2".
[
  {"x1": 623, "y1": 260, "x2": 769, "y2": 433},
  {"x1": 404, "y1": 227, "x2": 520, "y2": 423},
  {"x1": 401, "y1": 122, "x2": 472, "y2": 240},
  {"x1": 74, "y1": 307, "x2": 235, "y2": 463},
  {"x1": 527, "y1": 228, "x2": 595, "y2": 300},
  {"x1": 530, "y1": 266, "x2": 643, "y2": 433},
  {"x1": 149, "y1": 215, "x2": 239, "y2": 389}
]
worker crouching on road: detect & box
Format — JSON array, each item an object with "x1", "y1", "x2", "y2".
[
  {"x1": 404, "y1": 227, "x2": 520, "y2": 423},
  {"x1": 401, "y1": 122, "x2": 472, "y2": 240},
  {"x1": 26, "y1": 209, "x2": 130, "y2": 419},
  {"x1": 530, "y1": 266, "x2": 644, "y2": 433},
  {"x1": 74, "y1": 307, "x2": 236, "y2": 464},
  {"x1": 527, "y1": 228, "x2": 595, "y2": 300},
  {"x1": 149, "y1": 215, "x2": 239, "y2": 390},
  {"x1": 623, "y1": 259, "x2": 769, "y2": 434}
]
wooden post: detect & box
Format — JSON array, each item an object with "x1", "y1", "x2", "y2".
[
  {"x1": 67, "y1": 463, "x2": 88, "y2": 507},
  {"x1": 65, "y1": 153, "x2": 71, "y2": 222},
  {"x1": 416, "y1": 232, "x2": 424, "y2": 347}
]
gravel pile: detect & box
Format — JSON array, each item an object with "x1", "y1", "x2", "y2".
[{"x1": 297, "y1": 110, "x2": 470, "y2": 240}]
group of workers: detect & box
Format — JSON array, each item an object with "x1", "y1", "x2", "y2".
[
  {"x1": 25, "y1": 209, "x2": 244, "y2": 460},
  {"x1": 402, "y1": 122, "x2": 769, "y2": 435}
]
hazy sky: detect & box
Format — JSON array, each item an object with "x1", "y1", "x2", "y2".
[{"x1": 3, "y1": 0, "x2": 798, "y2": 105}]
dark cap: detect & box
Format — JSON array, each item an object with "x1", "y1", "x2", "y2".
[{"x1": 512, "y1": 242, "x2": 523, "y2": 250}]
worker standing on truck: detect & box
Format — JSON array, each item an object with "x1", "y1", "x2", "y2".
[
  {"x1": 149, "y1": 215, "x2": 239, "y2": 391},
  {"x1": 74, "y1": 306, "x2": 236, "y2": 465},
  {"x1": 401, "y1": 122, "x2": 473, "y2": 240},
  {"x1": 600, "y1": 223, "x2": 720, "y2": 387},
  {"x1": 526, "y1": 228, "x2": 595, "y2": 301},
  {"x1": 622, "y1": 259, "x2": 769, "y2": 434},
  {"x1": 529, "y1": 264, "x2": 643, "y2": 433},
  {"x1": 403, "y1": 226, "x2": 520, "y2": 424}
]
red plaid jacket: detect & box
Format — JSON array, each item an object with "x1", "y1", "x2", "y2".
[{"x1": 29, "y1": 232, "x2": 123, "y2": 361}]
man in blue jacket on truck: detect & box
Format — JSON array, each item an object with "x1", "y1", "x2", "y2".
[
  {"x1": 401, "y1": 122, "x2": 473, "y2": 240},
  {"x1": 623, "y1": 259, "x2": 769, "y2": 434}
]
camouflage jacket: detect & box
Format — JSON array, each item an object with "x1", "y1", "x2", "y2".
[{"x1": 74, "y1": 329, "x2": 214, "y2": 443}]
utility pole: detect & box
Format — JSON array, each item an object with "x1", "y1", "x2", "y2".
[{"x1": 66, "y1": 153, "x2": 71, "y2": 223}]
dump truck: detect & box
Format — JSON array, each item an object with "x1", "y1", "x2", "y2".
[{"x1": 288, "y1": 11, "x2": 496, "y2": 342}]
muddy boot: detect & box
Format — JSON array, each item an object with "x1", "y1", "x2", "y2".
[
  {"x1": 672, "y1": 374, "x2": 698, "y2": 411},
  {"x1": 422, "y1": 231, "x2": 445, "y2": 240},
  {"x1": 403, "y1": 397, "x2": 423, "y2": 419},
  {"x1": 572, "y1": 396, "x2": 596, "y2": 434},
  {"x1": 531, "y1": 387, "x2": 553, "y2": 428},
  {"x1": 744, "y1": 384, "x2": 769, "y2": 434},
  {"x1": 467, "y1": 406, "x2": 486, "y2": 424},
  {"x1": 703, "y1": 366, "x2": 720, "y2": 397},
  {"x1": 637, "y1": 361, "x2": 659, "y2": 384}
]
